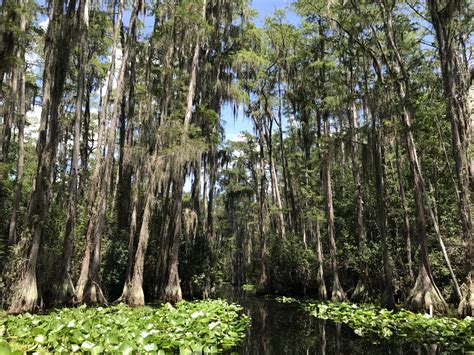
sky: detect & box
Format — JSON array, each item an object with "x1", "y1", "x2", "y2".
[
  {"x1": 252, "y1": 0, "x2": 296, "y2": 26},
  {"x1": 222, "y1": 0, "x2": 298, "y2": 142}
]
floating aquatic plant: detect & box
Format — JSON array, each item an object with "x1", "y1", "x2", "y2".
[
  {"x1": 276, "y1": 297, "x2": 474, "y2": 351},
  {"x1": 0, "y1": 299, "x2": 250, "y2": 354}
]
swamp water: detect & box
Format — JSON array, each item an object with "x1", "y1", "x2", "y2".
[{"x1": 218, "y1": 286, "x2": 449, "y2": 354}]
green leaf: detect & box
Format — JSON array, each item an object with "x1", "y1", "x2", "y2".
[
  {"x1": 118, "y1": 342, "x2": 134, "y2": 354},
  {"x1": 0, "y1": 341, "x2": 12, "y2": 355}
]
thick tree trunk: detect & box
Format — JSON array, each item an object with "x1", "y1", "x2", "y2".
[
  {"x1": 191, "y1": 158, "x2": 201, "y2": 234},
  {"x1": 116, "y1": 165, "x2": 141, "y2": 302},
  {"x1": 153, "y1": 177, "x2": 172, "y2": 298},
  {"x1": 52, "y1": 0, "x2": 89, "y2": 306},
  {"x1": 161, "y1": 168, "x2": 184, "y2": 303},
  {"x1": 203, "y1": 146, "x2": 218, "y2": 293},
  {"x1": 460, "y1": 84, "x2": 474, "y2": 316},
  {"x1": 125, "y1": 162, "x2": 160, "y2": 306},
  {"x1": 404, "y1": 117, "x2": 447, "y2": 312},
  {"x1": 8, "y1": 0, "x2": 76, "y2": 314}
]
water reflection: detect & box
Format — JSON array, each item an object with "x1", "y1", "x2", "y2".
[
  {"x1": 218, "y1": 286, "x2": 444, "y2": 355},
  {"x1": 319, "y1": 320, "x2": 326, "y2": 355}
]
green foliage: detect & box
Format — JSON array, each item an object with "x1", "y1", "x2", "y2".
[
  {"x1": 278, "y1": 298, "x2": 474, "y2": 351},
  {"x1": 0, "y1": 300, "x2": 249, "y2": 353},
  {"x1": 242, "y1": 284, "x2": 256, "y2": 292},
  {"x1": 268, "y1": 234, "x2": 314, "y2": 295}
]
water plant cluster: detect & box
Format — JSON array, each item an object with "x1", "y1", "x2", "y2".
[
  {"x1": 0, "y1": 300, "x2": 249, "y2": 353},
  {"x1": 241, "y1": 284, "x2": 256, "y2": 292},
  {"x1": 276, "y1": 297, "x2": 474, "y2": 351}
]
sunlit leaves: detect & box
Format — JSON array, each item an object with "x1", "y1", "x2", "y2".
[
  {"x1": 279, "y1": 299, "x2": 474, "y2": 351},
  {"x1": 0, "y1": 300, "x2": 250, "y2": 353}
]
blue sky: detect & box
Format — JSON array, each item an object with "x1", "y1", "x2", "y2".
[{"x1": 252, "y1": 0, "x2": 296, "y2": 26}]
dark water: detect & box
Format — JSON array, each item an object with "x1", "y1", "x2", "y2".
[{"x1": 217, "y1": 286, "x2": 445, "y2": 355}]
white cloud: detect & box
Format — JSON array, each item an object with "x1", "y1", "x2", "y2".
[
  {"x1": 39, "y1": 18, "x2": 49, "y2": 31},
  {"x1": 25, "y1": 105, "x2": 41, "y2": 142},
  {"x1": 229, "y1": 132, "x2": 247, "y2": 143}
]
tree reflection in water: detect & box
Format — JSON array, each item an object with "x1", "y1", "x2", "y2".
[{"x1": 218, "y1": 285, "x2": 445, "y2": 355}]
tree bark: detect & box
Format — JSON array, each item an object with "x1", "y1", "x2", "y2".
[
  {"x1": 372, "y1": 122, "x2": 395, "y2": 309},
  {"x1": 161, "y1": 169, "x2": 184, "y2": 303},
  {"x1": 348, "y1": 102, "x2": 369, "y2": 302},
  {"x1": 315, "y1": 218, "x2": 327, "y2": 300},
  {"x1": 125, "y1": 161, "x2": 160, "y2": 306},
  {"x1": 1, "y1": 64, "x2": 15, "y2": 163},
  {"x1": 253, "y1": 113, "x2": 268, "y2": 294},
  {"x1": 322, "y1": 115, "x2": 345, "y2": 302},
  {"x1": 51, "y1": 0, "x2": 89, "y2": 306},
  {"x1": 8, "y1": 0, "x2": 76, "y2": 314},
  {"x1": 116, "y1": 165, "x2": 141, "y2": 302},
  {"x1": 395, "y1": 137, "x2": 414, "y2": 282},
  {"x1": 7, "y1": 0, "x2": 27, "y2": 246},
  {"x1": 262, "y1": 92, "x2": 285, "y2": 240}
]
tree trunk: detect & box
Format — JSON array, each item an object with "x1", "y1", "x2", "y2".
[
  {"x1": 277, "y1": 75, "x2": 292, "y2": 232},
  {"x1": 427, "y1": 181, "x2": 462, "y2": 301},
  {"x1": 348, "y1": 102, "x2": 369, "y2": 302},
  {"x1": 52, "y1": 0, "x2": 89, "y2": 306},
  {"x1": 8, "y1": 0, "x2": 76, "y2": 314},
  {"x1": 182, "y1": 0, "x2": 206, "y2": 134},
  {"x1": 0, "y1": 0, "x2": 16, "y2": 95},
  {"x1": 161, "y1": 168, "x2": 184, "y2": 303},
  {"x1": 253, "y1": 114, "x2": 268, "y2": 295},
  {"x1": 7, "y1": 0, "x2": 27, "y2": 245},
  {"x1": 125, "y1": 161, "x2": 160, "y2": 306},
  {"x1": 80, "y1": 78, "x2": 92, "y2": 192},
  {"x1": 372, "y1": 123, "x2": 395, "y2": 309},
  {"x1": 1, "y1": 71, "x2": 15, "y2": 162},
  {"x1": 116, "y1": 165, "x2": 141, "y2": 302},
  {"x1": 315, "y1": 218, "x2": 327, "y2": 300},
  {"x1": 262, "y1": 94, "x2": 285, "y2": 240},
  {"x1": 153, "y1": 178, "x2": 172, "y2": 299},
  {"x1": 395, "y1": 137, "x2": 414, "y2": 281},
  {"x1": 322, "y1": 115, "x2": 345, "y2": 302}
]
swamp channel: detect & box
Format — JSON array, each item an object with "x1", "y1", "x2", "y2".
[{"x1": 218, "y1": 286, "x2": 456, "y2": 355}]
